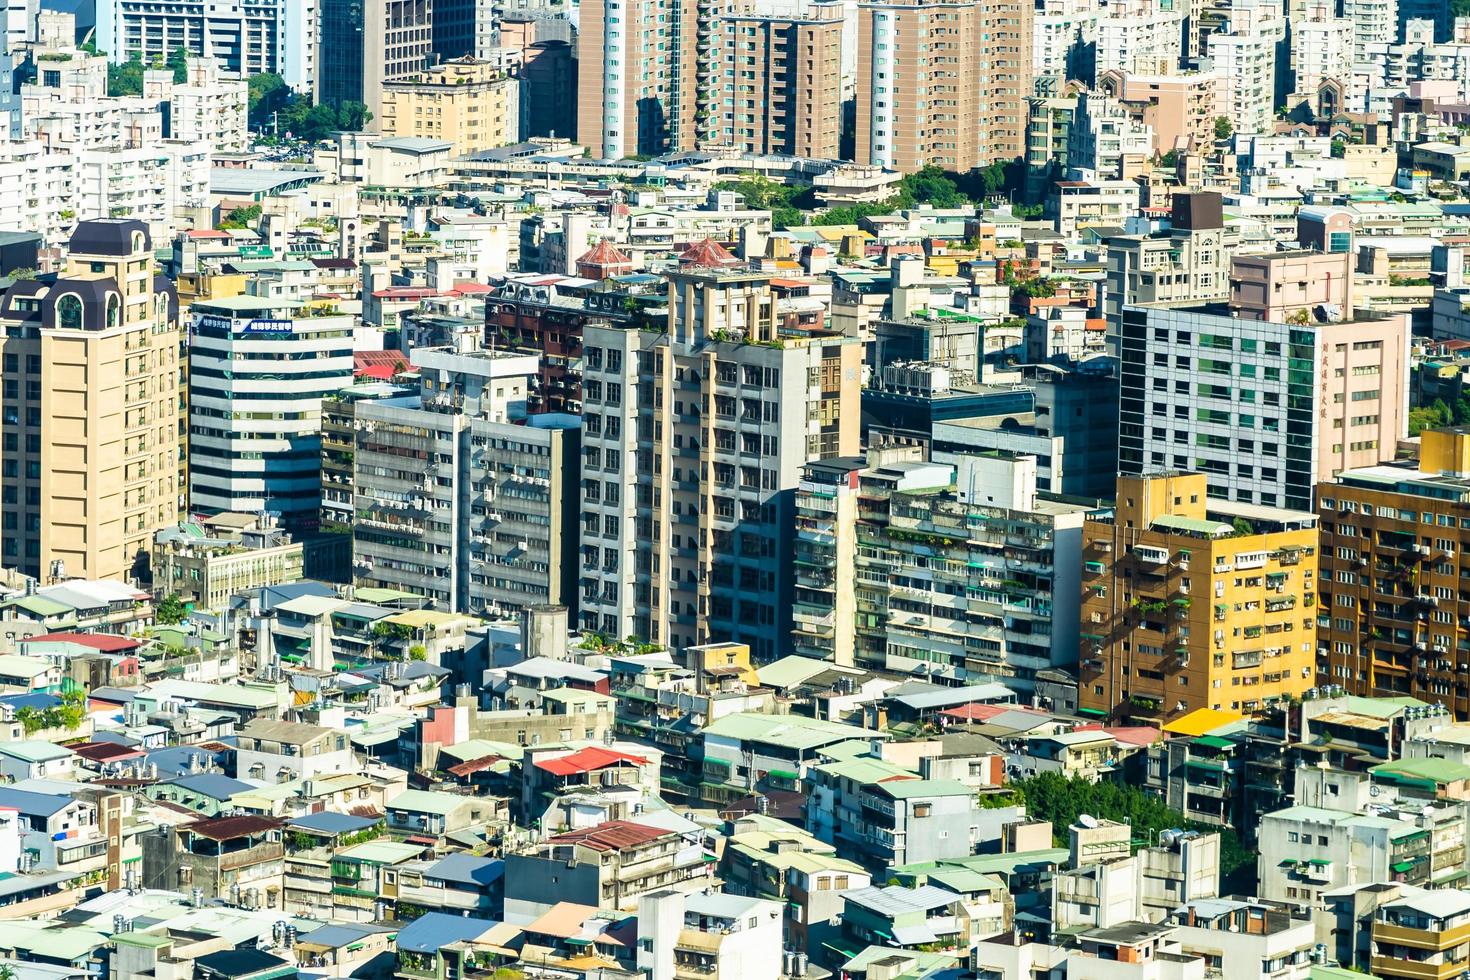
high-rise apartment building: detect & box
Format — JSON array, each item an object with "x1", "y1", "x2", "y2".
[
  {"x1": 317, "y1": 0, "x2": 431, "y2": 125},
  {"x1": 352, "y1": 343, "x2": 581, "y2": 618},
  {"x1": 1290, "y1": 9, "x2": 1353, "y2": 98},
  {"x1": 1343, "y1": 0, "x2": 1398, "y2": 64},
  {"x1": 717, "y1": 11, "x2": 843, "y2": 159},
  {"x1": 379, "y1": 57, "x2": 519, "y2": 157},
  {"x1": 187, "y1": 296, "x2": 355, "y2": 533},
  {"x1": 95, "y1": 0, "x2": 316, "y2": 87},
  {"x1": 1206, "y1": 0, "x2": 1283, "y2": 137},
  {"x1": 793, "y1": 450, "x2": 1087, "y2": 690},
  {"x1": 1033, "y1": 0, "x2": 1099, "y2": 81},
  {"x1": 1316, "y1": 428, "x2": 1470, "y2": 715},
  {"x1": 1096, "y1": 70, "x2": 1224, "y2": 157},
  {"x1": 1095, "y1": 0, "x2": 1185, "y2": 75},
  {"x1": 1118, "y1": 296, "x2": 1409, "y2": 510},
  {"x1": 577, "y1": 239, "x2": 862, "y2": 659},
  {"x1": 576, "y1": 0, "x2": 695, "y2": 159},
  {"x1": 0, "y1": 219, "x2": 180, "y2": 583},
  {"x1": 1078, "y1": 472, "x2": 1319, "y2": 723},
  {"x1": 854, "y1": 0, "x2": 1031, "y2": 173}
]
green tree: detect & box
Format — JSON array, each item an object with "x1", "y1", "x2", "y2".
[
  {"x1": 1158, "y1": 149, "x2": 1179, "y2": 168},
  {"x1": 1012, "y1": 771, "x2": 1255, "y2": 893},
  {"x1": 812, "y1": 203, "x2": 894, "y2": 227},
  {"x1": 107, "y1": 54, "x2": 145, "y2": 97},
  {"x1": 1011, "y1": 277, "x2": 1057, "y2": 299},
  {"x1": 248, "y1": 72, "x2": 289, "y2": 127},
  {"x1": 1453, "y1": 394, "x2": 1470, "y2": 425},
  {"x1": 712, "y1": 175, "x2": 814, "y2": 230},
  {"x1": 166, "y1": 46, "x2": 189, "y2": 83},
  {"x1": 157, "y1": 593, "x2": 187, "y2": 625},
  {"x1": 1409, "y1": 397, "x2": 1454, "y2": 436},
  {"x1": 1213, "y1": 116, "x2": 1233, "y2": 141},
  {"x1": 895, "y1": 165, "x2": 968, "y2": 208},
  {"x1": 217, "y1": 204, "x2": 263, "y2": 230}
]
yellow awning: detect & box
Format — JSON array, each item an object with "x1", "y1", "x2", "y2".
[{"x1": 1162, "y1": 707, "x2": 1245, "y2": 738}]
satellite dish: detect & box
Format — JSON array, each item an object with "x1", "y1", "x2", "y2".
[{"x1": 1078, "y1": 814, "x2": 1099, "y2": 829}]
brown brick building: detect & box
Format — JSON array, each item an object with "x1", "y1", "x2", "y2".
[{"x1": 1316, "y1": 428, "x2": 1470, "y2": 716}]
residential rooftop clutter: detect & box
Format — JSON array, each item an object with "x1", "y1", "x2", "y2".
[{"x1": 12, "y1": 0, "x2": 1470, "y2": 972}]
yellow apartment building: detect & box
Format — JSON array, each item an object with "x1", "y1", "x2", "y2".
[
  {"x1": 0, "y1": 219, "x2": 180, "y2": 583},
  {"x1": 1080, "y1": 472, "x2": 1319, "y2": 724},
  {"x1": 379, "y1": 57, "x2": 518, "y2": 157}
]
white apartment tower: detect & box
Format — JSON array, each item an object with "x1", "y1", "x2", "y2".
[{"x1": 577, "y1": 239, "x2": 862, "y2": 659}]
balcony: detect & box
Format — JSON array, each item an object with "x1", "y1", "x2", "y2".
[{"x1": 1369, "y1": 956, "x2": 1463, "y2": 980}]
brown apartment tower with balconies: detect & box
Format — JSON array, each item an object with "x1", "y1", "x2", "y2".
[
  {"x1": 855, "y1": 0, "x2": 1032, "y2": 173},
  {"x1": 1316, "y1": 427, "x2": 1470, "y2": 717}
]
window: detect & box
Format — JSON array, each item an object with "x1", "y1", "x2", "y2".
[{"x1": 55, "y1": 293, "x2": 82, "y2": 329}]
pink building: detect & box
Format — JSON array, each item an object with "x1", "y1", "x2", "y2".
[{"x1": 1232, "y1": 251, "x2": 1410, "y2": 482}]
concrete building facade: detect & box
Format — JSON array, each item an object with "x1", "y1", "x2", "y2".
[
  {"x1": 578, "y1": 240, "x2": 861, "y2": 658},
  {"x1": 0, "y1": 219, "x2": 180, "y2": 583}
]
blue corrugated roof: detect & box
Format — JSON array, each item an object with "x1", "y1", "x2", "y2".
[
  {"x1": 167, "y1": 773, "x2": 253, "y2": 799},
  {"x1": 426, "y1": 854, "x2": 503, "y2": 887},
  {"x1": 0, "y1": 787, "x2": 72, "y2": 817},
  {"x1": 287, "y1": 811, "x2": 380, "y2": 834},
  {"x1": 395, "y1": 912, "x2": 497, "y2": 953},
  {"x1": 0, "y1": 693, "x2": 58, "y2": 712}
]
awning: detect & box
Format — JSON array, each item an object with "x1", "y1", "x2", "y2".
[
  {"x1": 1077, "y1": 707, "x2": 1109, "y2": 718},
  {"x1": 766, "y1": 769, "x2": 798, "y2": 781},
  {"x1": 1392, "y1": 860, "x2": 1416, "y2": 873},
  {"x1": 1308, "y1": 858, "x2": 1332, "y2": 867},
  {"x1": 1193, "y1": 736, "x2": 1234, "y2": 750}
]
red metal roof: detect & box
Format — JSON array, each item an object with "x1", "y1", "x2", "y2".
[
  {"x1": 446, "y1": 754, "x2": 508, "y2": 777},
  {"x1": 373, "y1": 287, "x2": 441, "y2": 300},
  {"x1": 576, "y1": 238, "x2": 632, "y2": 268},
  {"x1": 184, "y1": 815, "x2": 282, "y2": 840},
  {"x1": 23, "y1": 632, "x2": 140, "y2": 652},
  {"x1": 70, "y1": 741, "x2": 146, "y2": 763},
  {"x1": 548, "y1": 820, "x2": 669, "y2": 852},
  {"x1": 535, "y1": 746, "x2": 649, "y2": 777},
  {"x1": 355, "y1": 350, "x2": 409, "y2": 380}
]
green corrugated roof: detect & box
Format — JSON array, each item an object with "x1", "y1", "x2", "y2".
[
  {"x1": 1372, "y1": 756, "x2": 1470, "y2": 785},
  {"x1": 1193, "y1": 735, "x2": 1234, "y2": 750},
  {"x1": 876, "y1": 777, "x2": 976, "y2": 800},
  {"x1": 1151, "y1": 514, "x2": 1231, "y2": 535}
]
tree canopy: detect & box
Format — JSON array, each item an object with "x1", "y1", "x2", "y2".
[
  {"x1": 247, "y1": 73, "x2": 289, "y2": 127},
  {"x1": 166, "y1": 46, "x2": 188, "y2": 83},
  {"x1": 107, "y1": 54, "x2": 145, "y2": 96},
  {"x1": 1011, "y1": 771, "x2": 1256, "y2": 893},
  {"x1": 156, "y1": 593, "x2": 188, "y2": 624},
  {"x1": 1410, "y1": 395, "x2": 1470, "y2": 435},
  {"x1": 273, "y1": 97, "x2": 373, "y2": 142}
]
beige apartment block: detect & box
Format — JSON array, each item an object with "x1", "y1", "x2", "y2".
[
  {"x1": 0, "y1": 219, "x2": 179, "y2": 584},
  {"x1": 719, "y1": 11, "x2": 843, "y2": 159},
  {"x1": 380, "y1": 57, "x2": 519, "y2": 157},
  {"x1": 856, "y1": 0, "x2": 1031, "y2": 173},
  {"x1": 1097, "y1": 69, "x2": 1224, "y2": 153}
]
